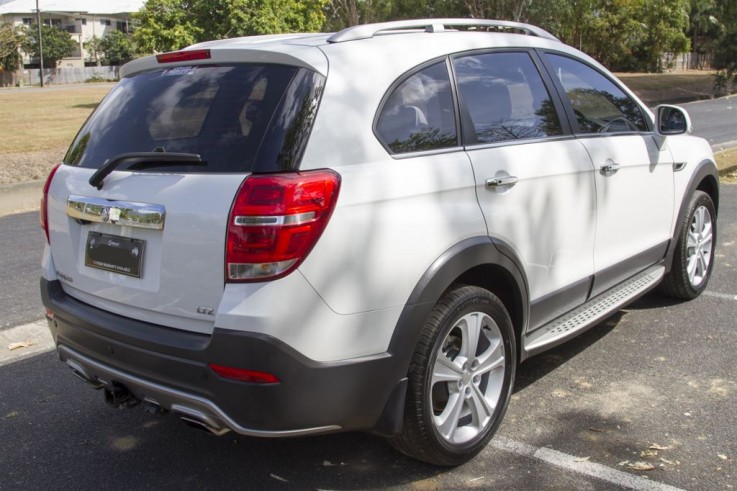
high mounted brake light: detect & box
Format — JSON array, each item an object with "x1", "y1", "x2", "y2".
[
  {"x1": 156, "y1": 49, "x2": 211, "y2": 64},
  {"x1": 226, "y1": 170, "x2": 341, "y2": 282}
]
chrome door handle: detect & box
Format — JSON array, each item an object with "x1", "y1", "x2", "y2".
[
  {"x1": 485, "y1": 176, "x2": 519, "y2": 188},
  {"x1": 600, "y1": 162, "x2": 621, "y2": 174}
]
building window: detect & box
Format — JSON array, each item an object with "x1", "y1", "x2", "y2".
[
  {"x1": 101, "y1": 19, "x2": 111, "y2": 26},
  {"x1": 116, "y1": 21, "x2": 129, "y2": 33},
  {"x1": 22, "y1": 18, "x2": 33, "y2": 25},
  {"x1": 43, "y1": 18, "x2": 62, "y2": 27}
]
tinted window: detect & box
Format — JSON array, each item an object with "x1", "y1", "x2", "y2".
[
  {"x1": 453, "y1": 52, "x2": 562, "y2": 144},
  {"x1": 545, "y1": 54, "x2": 648, "y2": 134},
  {"x1": 376, "y1": 62, "x2": 457, "y2": 154},
  {"x1": 65, "y1": 64, "x2": 324, "y2": 173}
]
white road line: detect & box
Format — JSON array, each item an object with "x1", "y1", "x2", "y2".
[
  {"x1": 703, "y1": 291, "x2": 737, "y2": 301},
  {"x1": 492, "y1": 436, "x2": 685, "y2": 491},
  {"x1": 0, "y1": 320, "x2": 55, "y2": 367}
]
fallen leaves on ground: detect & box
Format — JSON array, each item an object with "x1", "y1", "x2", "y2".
[
  {"x1": 628, "y1": 462, "x2": 656, "y2": 471},
  {"x1": 7, "y1": 340, "x2": 34, "y2": 351}
]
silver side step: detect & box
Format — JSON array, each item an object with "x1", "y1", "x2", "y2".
[{"x1": 524, "y1": 265, "x2": 665, "y2": 356}]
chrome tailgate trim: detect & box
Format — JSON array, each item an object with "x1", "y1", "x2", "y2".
[{"x1": 67, "y1": 195, "x2": 166, "y2": 230}]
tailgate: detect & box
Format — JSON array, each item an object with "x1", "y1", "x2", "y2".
[{"x1": 47, "y1": 165, "x2": 243, "y2": 333}]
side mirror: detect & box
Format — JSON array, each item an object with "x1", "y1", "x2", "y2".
[
  {"x1": 655, "y1": 105, "x2": 692, "y2": 135},
  {"x1": 653, "y1": 105, "x2": 692, "y2": 150}
]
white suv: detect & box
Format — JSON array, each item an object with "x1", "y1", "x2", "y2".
[{"x1": 40, "y1": 19, "x2": 719, "y2": 466}]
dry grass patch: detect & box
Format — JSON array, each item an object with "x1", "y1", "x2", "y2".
[
  {"x1": 0, "y1": 85, "x2": 113, "y2": 155},
  {"x1": 716, "y1": 147, "x2": 737, "y2": 184},
  {"x1": 0, "y1": 84, "x2": 113, "y2": 184}
]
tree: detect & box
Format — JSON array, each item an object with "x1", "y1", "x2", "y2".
[
  {"x1": 98, "y1": 30, "x2": 136, "y2": 65},
  {"x1": 714, "y1": 0, "x2": 737, "y2": 88},
  {"x1": 21, "y1": 24, "x2": 77, "y2": 68},
  {"x1": 323, "y1": 0, "x2": 393, "y2": 31},
  {"x1": 134, "y1": 0, "x2": 329, "y2": 54},
  {"x1": 634, "y1": 0, "x2": 690, "y2": 72},
  {"x1": 84, "y1": 35, "x2": 104, "y2": 65},
  {"x1": 0, "y1": 22, "x2": 22, "y2": 71}
]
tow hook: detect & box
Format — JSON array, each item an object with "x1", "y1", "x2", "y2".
[{"x1": 104, "y1": 383, "x2": 140, "y2": 409}]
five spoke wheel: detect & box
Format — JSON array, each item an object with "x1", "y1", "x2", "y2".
[{"x1": 390, "y1": 286, "x2": 515, "y2": 466}]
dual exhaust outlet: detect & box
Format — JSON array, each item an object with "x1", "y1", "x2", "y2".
[{"x1": 64, "y1": 357, "x2": 231, "y2": 437}]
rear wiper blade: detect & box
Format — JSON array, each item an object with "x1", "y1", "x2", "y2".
[{"x1": 89, "y1": 152, "x2": 205, "y2": 190}]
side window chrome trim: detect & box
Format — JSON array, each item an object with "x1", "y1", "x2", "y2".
[
  {"x1": 388, "y1": 145, "x2": 465, "y2": 160},
  {"x1": 572, "y1": 131, "x2": 654, "y2": 140},
  {"x1": 463, "y1": 134, "x2": 579, "y2": 151}
]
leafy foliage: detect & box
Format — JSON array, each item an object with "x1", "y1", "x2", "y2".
[
  {"x1": 21, "y1": 24, "x2": 77, "y2": 68},
  {"x1": 714, "y1": 0, "x2": 737, "y2": 88},
  {"x1": 134, "y1": 0, "x2": 329, "y2": 54},
  {"x1": 0, "y1": 22, "x2": 22, "y2": 71},
  {"x1": 98, "y1": 31, "x2": 137, "y2": 65}
]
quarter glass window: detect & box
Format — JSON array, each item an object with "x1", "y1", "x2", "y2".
[
  {"x1": 546, "y1": 54, "x2": 648, "y2": 134},
  {"x1": 376, "y1": 62, "x2": 457, "y2": 154},
  {"x1": 453, "y1": 52, "x2": 562, "y2": 144}
]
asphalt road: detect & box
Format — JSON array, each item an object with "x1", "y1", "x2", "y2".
[
  {"x1": 0, "y1": 211, "x2": 45, "y2": 329},
  {"x1": 1, "y1": 185, "x2": 735, "y2": 489},
  {"x1": 685, "y1": 94, "x2": 737, "y2": 148}
]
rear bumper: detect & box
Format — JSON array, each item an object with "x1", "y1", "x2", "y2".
[{"x1": 41, "y1": 278, "x2": 407, "y2": 437}]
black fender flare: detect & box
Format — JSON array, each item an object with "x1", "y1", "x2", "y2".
[
  {"x1": 373, "y1": 236, "x2": 529, "y2": 436},
  {"x1": 664, "y1": 159, "x2": 719, "y2": 272}
]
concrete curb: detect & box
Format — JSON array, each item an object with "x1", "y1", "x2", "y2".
[
  {"x1": 0, "y1": 319, "x2": 54, "y2": 367},
  {"x1": 0, "y1": 179, "x2": 44, "y2": 217}
]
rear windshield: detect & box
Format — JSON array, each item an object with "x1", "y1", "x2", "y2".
[{"x1": 64, "y1": 64, "x2": 324, "y2": 173}]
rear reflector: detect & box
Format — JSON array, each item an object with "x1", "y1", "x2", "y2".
[
  {"x1": 156, "y1": 49, "x2": 211, "y2": 64},
  {"x1": 226, "y1": 170, "x2": 341, "y2": 282},
  {"x1": 209, "y1": 364, "x2": 280, "y2": 384},
  {"x1": 40, "y1": 163, "x2": 61, "y2": 244}
]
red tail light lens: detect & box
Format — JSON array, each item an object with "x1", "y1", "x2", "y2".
[
  {"x1": 40, "y1": 163, "x2": 61, "y2": 244},
  {"x1": 156, "y1": 49, "x2": 211, "y2": 64},
  {"x1": 226, "y1": 170, "x2": 341, "y2": 282},
  {"x1": 209, "y1": 363, "x2": 280, "y2": 384}
]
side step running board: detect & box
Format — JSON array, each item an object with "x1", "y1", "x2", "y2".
[{"x1": 524, "y1": 265, "x2": 665, "y2": 357}]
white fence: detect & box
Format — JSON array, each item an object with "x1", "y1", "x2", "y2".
[
  {"x1": 0, "y1": 66, "x2": 120, "y2": 87},
  {"x1": 663, "y1": 52, "x2": 714, "y2": 71}
]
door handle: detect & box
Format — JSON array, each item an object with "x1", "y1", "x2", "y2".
[
  {"x1": 600, "y1": 161, "x2": 621, "y2": 174},
  {"x1": 485, "y1": 176, "x2": 519, "y2": 188}
]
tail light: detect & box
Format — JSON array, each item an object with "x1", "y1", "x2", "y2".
[
  {"x1": 40, "y1": 163, "x2": 61, "y2": 244},
  {"x1": 226, "y1": 170, "x2": 341, "y2": 282},
  {"x1": 209, "y1": 363, "x2": 279, "y2": 384}
]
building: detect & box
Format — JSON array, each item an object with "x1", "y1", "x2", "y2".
[{"x1": 0, "y1": 0, "x2": 144, "y2": 68}]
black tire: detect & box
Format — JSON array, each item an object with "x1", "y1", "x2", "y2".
[
  {"x1": 660, "y1": 190, "x2": 717, "y2": 299},
  {"x1": 389, "y1": 285, "x2": 516, "y2": 466}
]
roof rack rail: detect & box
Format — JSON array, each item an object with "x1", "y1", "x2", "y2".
[{"x1": 327, "y1": 18, "x2": 559, "y2": 44}]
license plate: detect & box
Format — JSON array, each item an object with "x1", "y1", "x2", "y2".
[{"x1": 85, "y1": 232, "x2": 145, "y2": 278}]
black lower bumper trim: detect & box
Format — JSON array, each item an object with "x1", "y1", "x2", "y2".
[{"x1": 41, "y1": 278, "x2": 407, "y2": 435}]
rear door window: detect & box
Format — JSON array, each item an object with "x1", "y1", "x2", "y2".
[
  {"x1": 453, "y1": 51, "x2": 563, "y2": 145},
  {"x1": 64, "y1": 64, "x2": 324, "y2": 173}
]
